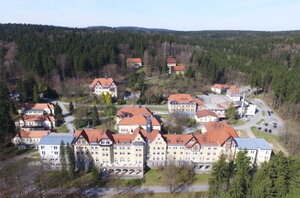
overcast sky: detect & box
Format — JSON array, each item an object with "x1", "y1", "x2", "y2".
[{"x1": 0, "y1": 0, "x2": 299, "y2": 31}]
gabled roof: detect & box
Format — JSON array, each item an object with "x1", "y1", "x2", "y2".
[
  {"x1": 126, "y1": 58, "x2": 142, "y2": 64},
  {"x1": 212, "y1": 84, "x2": 230, "y2": 89},
  {"x1": 21, "y1": 115, "x2": 55, "y2": 122},
  {"x1": 164, "y1": 134, "x2": 197, "y2": 147},
  {"x1": 168, "y1": 94, "x2": 195, "y2": 104},
  {"x1": 39, "y1": 135, "x2": 75, "y2": 145},
  {"x1": 22, "y1": 103, "x2": 54, "y2": 110},
  {"x1": 15, "y1": 130, "x2": 51, "y2": 139},
  {"x1": 196, "y1": 109, "x2": 218, "y2": 118},
  {"x1": 118, "y1": 115, "x2": 160, "y2": 126},
  {"x1": 167, "y1": 57, "x2": 176, "y2": 63},
  {"x1": 112, "y1": 134, "x2": 136, "y2": 145},
  {"x1": 194, "y1": 98, "x2": 206, "y2": 107},
  {"x1": 228, "y1": 86, "x2": 240, "y2": 93},
  {"x1": 89, "y1": 78, "x2": 114, "y2": 88},
  {"x1": 172, "y1": 65, "x2": 186, "y2": 71},
  {"x1": 204, "y1": 121, "x2": 229, "y2": 131},
  {"x1": 234, "y1": 138, "x2": 272, "y2": 150},
  {"x1": 75, "y1": 129, "x2": 114, "y2": 144},
  {"x1": 133, "y1": 127, "x2": 162, "y2": 143},
  {"x1": 117, "y1": 106, "x2": 152, "y2": 117}
]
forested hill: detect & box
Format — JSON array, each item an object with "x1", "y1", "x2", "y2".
[{"x1": 1, "y1": 23, "x2": 300, "y2": 106}]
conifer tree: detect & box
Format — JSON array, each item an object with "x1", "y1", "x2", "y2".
[
  {"x1": 59, "y1": 140, "x2": 67, "y2": 171},
  {"x1": 0, "y1": 81, "x2": 16, "y2": 144},
  {"x1": 33, "y1": 84, "x2": 39, "y2": 103},
  {"x1": 229, "y1": 150, "x2": 251, "y2": 198},
  {"x1": 208, "y1": 154, "x2": 229, "y2": 198},
  {"x1": 66, "y1": 143, "x2": 76, "y2": 178},
  {"x1": 92, "y1": 105, "x2": 100, "y2": 126},
  {"x1": 69, "y1": 101, "x2": 74, "y2": 115}
]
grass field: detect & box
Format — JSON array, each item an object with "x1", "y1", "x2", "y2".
[
  {"x1": 227, "y1": 119, "x2": 246, "y2": 127},
  {"x1": 56, "y1": 124, "x2": 68, "y2": 132},
  {"x1": 251, "y1": 126, "x2": 280, "y2": 144},
  {"x1": 256, "y1": 119, "x2": 265, "y2": 125},
  {"x1": 237, "y1": 130, "x2": 249, "y2": 138},
  {"x1": 113, "y1": 191, "x2": 207, "y2": 198},
  {"x1": 0, "y1": 147, "x2": 36, "y2": 161}
]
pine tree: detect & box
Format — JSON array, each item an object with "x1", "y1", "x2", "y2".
[
  {"x1": 54, "y1": 102, "x2": 64, "y2": 126},
  {"x1": 59, "y1": 140, "x2": 67, "y2": 171},
  {"x1": 66, "y1": 143, "x2": 76, "y2": 178},
  {"x1": 0, "y1": 81, "x2": 16, "y2": 144},
  {"x1": 33, "y1": 84, "x2": 39, "y2": 103},
  {"x1": 69, "y1": 101, "x2": 74, "y2": 115},
  {"x1": 229, "y1": 150, "x2": 252, "y2": 198},
  {"x1": 208, "y1": 154, "x2": 229, "y2": 198},
  {"x1": 92, "y1": 105, "x2": 100, "y2": 126},
  {"x1": 184, "y1": 65, "x2": 195, "y2": 78}
]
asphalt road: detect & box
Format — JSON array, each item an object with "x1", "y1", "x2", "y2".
[
  {"x1": 47, "y1": 184, "x2": 209, "y2": 197},
  {"x1": 57, "y1": 101, "x2": 75, "y2": 133}
]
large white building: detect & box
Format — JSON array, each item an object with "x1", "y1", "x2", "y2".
[
  {"x1": 89, "y1": 78, "x2": 117, "y2": 98},
  {"x1": 18, "y1": 103, "x2": 55, "y2": 115},
  {"x1": 12, "y1": 130, "x2": 52, "y2": 148},
  {"x1": 38, "y1": 134, "x2": 75, "y2": 169},
  {"x1": 19, "y1": 115, "x2": 56, "y2": 130},
  {"x1": 234, "y1": 138, "x2": 272, "y2": 166}
]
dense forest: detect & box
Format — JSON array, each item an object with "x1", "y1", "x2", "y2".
[{"x1": 1, "y1": 24, "x2": 300, "y2": 107}]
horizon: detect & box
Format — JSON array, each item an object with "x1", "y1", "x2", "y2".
[{"x1": 1, "y1": 0, "x2": 300, "y2": 31}]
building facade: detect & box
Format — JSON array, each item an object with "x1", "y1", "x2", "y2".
[
  {"x1": 226, "y1": 86, "x2": 241, "y2": 101},
  {"x1": 89, "y1": 78, "x2": 117, "y2": 98},
  {"x1": 126, "y1": 58, "x2": 142, "y2": 68},
  {"x1": 19, "y1": 115, "x2": 56, "y2": 130},
  {"x1": 38, "y1": 134, "x2": 75, "y2": 169},
  {"x1": 211, "y1": 84, "x2": 230, "y2": 94},
  {"x1": 12, "y1": 130, "x2": 52, "y2": 148},
  {"x1": 18, "y1": 103, "x2": 55, "y2": 115},
  {"x1": 168, "y1": 94, "x2": 197, "y2": 114},
  {"x1": 195, "y1": 109, "x2": 219, "y2": 123}
]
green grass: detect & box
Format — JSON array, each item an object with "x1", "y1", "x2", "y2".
[
  {"x1": 237, "y1": 130, "x2": 249, "y2": 138},
  {"x1": 143, "y1": 169, "x2": 164, "y2": 186},
  {"x1": 194, "y1": 174, "x2": 211, "y2": 184},
  {"x1": 157, "y1": 114, "x2": 170, "y2": 120},
  {"x1": 148, "y1": 106, "x2": 169, "y2": 111},
  {"x1": 0, "y1": 157, "x2": 39, "y2": 177},
  {"x1": 31, "y1": 152, "x2": 40, "y2": 158},
  {"x1": 56, "y1": 124, "x2": 68, "y2": 132},
  {"x1": 0, "y1": 147, "x2": 36, "y2": 161},
  {"x1": 251, "y1": 126, "x2": 280, "y2": 144},
  {"x1": 227, "y1": 119, "x2": 246, "y2": 127},
  {"x1": 256, "y1": 119, "x2": 265, "y2": 125},
  {"x1": 262, "y1": 111, "x2": 266, "y2": 116},
  {"x1": 113, "y1": 191, "x2": 207, "y2": 198}
]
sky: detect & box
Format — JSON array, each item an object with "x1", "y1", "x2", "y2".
[{"x1": 0, "y1": 0, "x2": 299, "y2": 31}]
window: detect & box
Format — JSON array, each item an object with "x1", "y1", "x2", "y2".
[
  {"x1": 54, "y1": 152, "x2": 58, "y2": 154},
  {"x1": 54, "y1": 146, "x2": 58, "y2": 149},
  {"x1": 42, "y1": 151, "x2": 45, "y2": 155},
  {"x1": 41, "y1": 146, "x2": 45, "y2": 149}
]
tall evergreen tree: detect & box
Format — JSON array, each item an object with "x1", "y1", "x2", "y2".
[
  {"x1": 0, "y1": 81, "x2": 16, "y2": 144},
  {"x1": 33, "y1": 84, "x2": 39, "y2": 103},
  {"x1": 66, "y1": 143, "x2": 76, "y2": 178},
  {"x1": 184, "y1": 65, "x2": 195, "y2": 78},
  {"x1": 69, "y1": 101, "x2": 74, "y2": 115},
  {"x1": 59, "y1": 140, "x2": 67, "y2": 171},
  {"x1": 208, "y1": 154, "x2": 229, "y2": 198},
  {"x1": 229, "y1": 150, "x2": 252, "y2": 198},
  {"x1": 54, "y1": 102, "x2": 64, "y2": 126},
  {"x1": 92, "y1": 105, "x2": 100, "y2": 126}
]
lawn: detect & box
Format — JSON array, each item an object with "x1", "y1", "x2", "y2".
[
  {"x1": 56, "y1": 124, "x2": 68, "y2": 133},
  {"x1": 114, "y1": 191, "x2": 207, "y2": 198},
  {"x1": 0, "y1": 157, "x2": 39, "y2": 177},
  {"x1": 251, "y1": 126, "x2": 280, "y2": 145},
  {"x1": 227, "y1": 119, "x2": 246, "y2": 127},
  {"x1": 262, "y1": 111, "x2": 266, "y2": 116},
  {"x1": 148, "y1": 106, "x2": 169, "y2": 111},
  {"x1": 0, "y1": 147, "x2": 36, "y2": 161},
  {"x1": 237, "y1": 130, "x2": 249, "y2": 138},
  {"x1": 143, "y1": 169, "x2": 210, "y2": 186},
  {"x1": 156, "y1": 114, "x2": 170, "y2": 120}
]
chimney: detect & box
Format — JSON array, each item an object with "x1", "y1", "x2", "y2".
[{"x1": 146, "y1": 116, "x2": 152, "y2": 134}]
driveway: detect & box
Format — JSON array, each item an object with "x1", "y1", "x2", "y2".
[{"x1": 57, "y1": 101, "x2": 75, "y2": 133}]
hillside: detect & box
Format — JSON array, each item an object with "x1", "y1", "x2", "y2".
[{"x1": 0, "y1": 24, "x2": 300, "y2": 107}]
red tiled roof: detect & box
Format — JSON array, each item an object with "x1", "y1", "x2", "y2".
[
  {"x1": 75, "y1": 129, "x2": 114, "y2": 143},
  {"x1": 126, "y1": 58, "x2": 142, "y2": 64},
  {"x1": 89, "y1": 78, "x2": 114, "y2": 88},
  {"x1": 172, "y1": 65, "x2": 186, "y2": 71},
  {"x1": 117, "y1": 106, "x2": 152, "y2": 117},
  {"x1": 23, "y1": 103, "x2": 54, "y2": 110},
  {"x1": 196, "y1": 109, "x2": 218, "y2": 118},
  {"x1": 168, "y1": 94, "x2": 195, "y2": 103},
  {"x1": 112, "y1": 134, "x2": 135, "y2": 144},
  {"x1": 15, "y1": 130, "x2": 51, "y2": 138},
  {"x1": 133, "y1": 127, "x2": 161, "y2": 143},
  {"x1": 167, "y1": 57, "x2": 176, "y2": 63},
  {"x1": 193, "y1": 98, "x2": 206, "y2": 107},
  {"x1": 199, "y1": 126, "x2": 238, "y2": 145},
  {"x1": 118, "y1": 115, "x2": 160, "y2": 126},
  {"x1": 212, "y1": 84, "x2": 230, "y2": 89},
  {"x1": 228, "y1": 86, "x2": 240, "y2": 93},
  {"x1": 203, "y1": 121, "x2": 229, "y2": 131},
  {"x1": 21, "y1": 115, "x2": 55, "y2": 122},
  {"x1": 164, "y1": 134, "x2": 194, "y2": 145}
]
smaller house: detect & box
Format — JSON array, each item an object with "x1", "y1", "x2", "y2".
[
  {"x1": 19, "y1": 115, "x2": 56, "y2": 130},
  {"x1": 211, "y1": 84, "x2": 230, "y2": 94},
  {"x1": 126, "y1": 58, "x2": 142, "y2": 68},
  {"x1": 38, "y1": 134, "x2": 75, "y2": 169},
  {"x1": 167, "y1": 58, "x2": 176, "y2": 73},
  {"x1": 168, "y1": 94, "x2": 197, "y2": 115},
  {"x1": 234, "y1": 138, "x2": 272, "y2": 166},
  {"x1": 236, "y1": 100, "x2": 257, "y2": 117},
  {"x1": 171, "y1": 65, "x2": 186, "y2": 75},
  {"x1": 226, "y1": 86, "x2": 241, "y2": 101},
  {"x1": 89, "y1": 78, "x2": 117, "y2": 98},
  {"x1": 116, "y1": 106, "x2": 153, "y2": 124},
  {"x1": 201, "y1": 121, "x2": 229, "y2": 133},
  {"x1": 195, "y1": 109, "x2": 219, "y2": 123},
  {"x1": 12, "y1": 130, "x2": 52, "y2": 148},
  {"x1": 116, "y1": 114, "x2": 161, "y2": 134},
  {"x1": 18, "y1": 103, "x2": 55, "y2": 115}
]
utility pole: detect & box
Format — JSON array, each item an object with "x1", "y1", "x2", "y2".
[{"x1": 240, "y1": 92, "x2": 246, "y2": 118}]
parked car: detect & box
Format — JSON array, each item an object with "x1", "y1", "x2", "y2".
[
  {"x1": 264, "y1": 128, "x2": 268, "y2": 132},
  {"x1": 258, "y1": 127, "x2": 262, "y2": 130},
  {"x1": 268, "y1": 129, "x2": 272, "y2": 133},
  {"x1": 264, "y1": 123, "x2": 268, "y2": 126}
]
